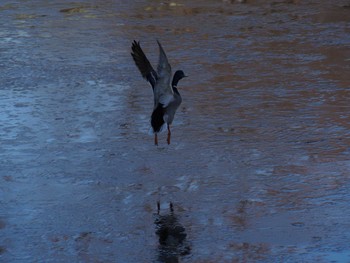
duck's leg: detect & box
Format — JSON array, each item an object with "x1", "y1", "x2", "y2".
[
  {"x1": 154, "y1": 133, "x2": 158, "y2": 146},
  {"x1": 167, "y1": 124, "x2": 171, "y2": 145}
]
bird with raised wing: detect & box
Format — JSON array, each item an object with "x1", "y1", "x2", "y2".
[{"x1": 131, "y1": 40, "x2": 187, "y2": 145}]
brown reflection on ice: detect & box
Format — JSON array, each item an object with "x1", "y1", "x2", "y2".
[{"x1": 228, "y1": 242, "x2": 270, "y2": 262}]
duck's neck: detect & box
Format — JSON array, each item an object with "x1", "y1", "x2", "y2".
[
  {"x1": 172, "y1": 74, "x2": 182, "y2": 89},
  {"x1": 172, "y1": 76, "x2": 182, "y2": 95},
  {"x1": 172, "y1": 86, "x2": 180, "y2": 95}
]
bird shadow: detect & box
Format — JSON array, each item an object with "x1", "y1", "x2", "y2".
[{"x1": 154, "y1": 201, "x2": 191, "y2": 263}]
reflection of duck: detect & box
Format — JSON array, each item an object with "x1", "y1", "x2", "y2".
[
  {"x1": 131, "y1": 41, "x2": 187, "y2": 145},
  {"x1": 155, "y1": 202, "x2": 191, "y2": 262}
]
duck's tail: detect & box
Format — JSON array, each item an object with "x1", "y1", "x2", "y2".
[{"x1": 151, "y1": 103, "x2": 165, "y2": 133}]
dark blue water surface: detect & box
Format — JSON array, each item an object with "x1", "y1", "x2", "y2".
[{"x1": 1, "y1": 1, "x2": 350, "y2": 262}]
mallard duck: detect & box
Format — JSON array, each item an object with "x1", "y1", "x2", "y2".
[{"x1": 131, "y1": 40, "x2": 187, "y2": 145}]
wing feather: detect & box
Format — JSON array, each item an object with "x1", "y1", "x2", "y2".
[
  {"x1": 131, "y1": 40, "x2": 157, "y2": 89},
  {"x1": 155, "y1": 40, "x2": 174, "y2": 107}
]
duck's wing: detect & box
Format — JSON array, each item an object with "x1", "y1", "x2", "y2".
[
  {"x1": 155, "y1": 40, "x2": 174, "y2": 107},
  {"x1": 131, "y1": 40, "x2": 158, "y2": 89}
]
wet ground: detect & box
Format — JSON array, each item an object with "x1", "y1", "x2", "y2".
[{"x1": 1, "y1": 0, "x2": 350, "y2": 262}]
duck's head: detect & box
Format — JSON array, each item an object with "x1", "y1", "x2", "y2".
[{"x1": 172, "y1": 70, "x2": 188, "y2": 88}]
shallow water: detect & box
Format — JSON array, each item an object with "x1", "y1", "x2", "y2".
[{"x1": 1, "y1": 0, "x2": 350, "y2": 262}]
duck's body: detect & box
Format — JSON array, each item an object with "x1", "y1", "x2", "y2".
[{"x1": 131, "y1": 40, "x2": 187, "y2": 145}]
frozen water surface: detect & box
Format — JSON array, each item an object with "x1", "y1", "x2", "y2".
[{"x1": 1, "y1": 0, "x2": 350, "y2": 262}]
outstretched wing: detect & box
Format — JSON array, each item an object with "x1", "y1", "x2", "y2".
[
  {"x1": 131, "y1": 40, "x2": 158, "y2": 89},
  {"x1": 155, "y1": 40, "x2": 174, "y2": 107}
]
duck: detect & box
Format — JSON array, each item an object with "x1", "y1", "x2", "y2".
[{"x1": 131, "y1": 40, "x2": 187, "y2": 145}]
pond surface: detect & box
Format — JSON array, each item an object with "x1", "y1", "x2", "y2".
[{"x1": 1, "y1": 0, "x2": 350, "y2": 262}]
